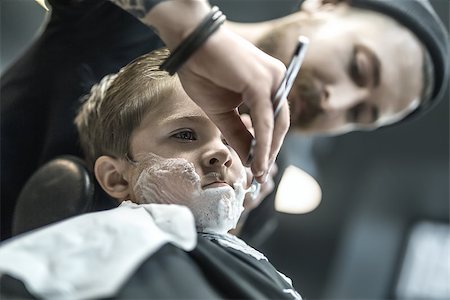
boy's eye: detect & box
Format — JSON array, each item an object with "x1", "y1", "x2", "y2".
[
  {"x1": 221, "y1": 138, "x2": 229, "y2": 146},
  {"x1": 172, "y1": 130, "x2": 197, "y2": 141}
]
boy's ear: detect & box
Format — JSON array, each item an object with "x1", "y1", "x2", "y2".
[
  {"x1": 94, "y1": 156, "x2": 131, "y2": 201},
  {"x1": 301, "y1": 0, "x2": 349, "y2": 13}
]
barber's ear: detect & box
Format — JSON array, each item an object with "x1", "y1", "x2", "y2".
[
  {"x1": 301, "y1": 0, "x2": 349, "y2": 13},
  {"x1": 94, "y1": 156, "x2": 131, "y2": 201}
]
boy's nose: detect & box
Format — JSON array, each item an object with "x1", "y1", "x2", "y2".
[{"x1": 202, "y1": 143, "x2": 232, "y2": 168}]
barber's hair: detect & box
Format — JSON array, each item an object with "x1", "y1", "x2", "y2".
[
  {"x1": 419, "y1": 46, "x2": 435, "y2": 108},
  {"x1": 75, "y1": 48, "x2": 177, "y2": 168}
]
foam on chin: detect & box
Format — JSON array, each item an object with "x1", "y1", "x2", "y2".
[
  {"x1": 190, "y1": 185, "x2": 244, "y2": 234},
  {"x1": 132, "y1": 153, "x2": 246, "y2": 234}
]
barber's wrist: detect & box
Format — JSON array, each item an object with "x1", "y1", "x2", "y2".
[
  {"x1": 160, "y1": 6, "x2": 225, "y2": 75},
  {"x1": 148, "y1": 0, "x2": 211, "y2": 50}
]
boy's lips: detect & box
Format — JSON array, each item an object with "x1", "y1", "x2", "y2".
[
  {"x1": 202, "y1": 172, "x2": 232, "y2": 189},
  {"x1": 203, "y1": 181, "x2": 230, "y2": 189}
]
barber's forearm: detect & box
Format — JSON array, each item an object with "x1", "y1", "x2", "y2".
[{"x1": 109, "y1": 0, "x2": 211, "y2": 50}]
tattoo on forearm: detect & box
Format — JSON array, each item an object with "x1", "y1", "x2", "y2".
[{"x1": 109, "y1": 0, "x2": 162, "y2": 20}]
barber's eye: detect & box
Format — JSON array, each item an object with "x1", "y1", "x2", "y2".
[
  {"x1": 347, "y1": 103, "x2": 364, "y2": 123},
  {"x1": 350, "y1": 49, "x2": 368, "y2": 87},
  {"x1": 347, "y1": 103, "x2": 378, "y2": 124},
  {"x1": 172, "y1": 130, "x2": 197, "y2": 141}
]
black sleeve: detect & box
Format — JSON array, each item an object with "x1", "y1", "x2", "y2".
[
  {"x1": 47, "y1": 0, "x2": 107, "y2": 15},
  {"x1": 46, "y1": 0, "x2": 167, "y2": 17},
  {"x1": 114, "y1": 0, "x2": 168, "y2": 13}
]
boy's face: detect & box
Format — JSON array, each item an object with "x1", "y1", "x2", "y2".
[{"x1": 124, "y1": 82, "x2": 248, "y2": 233}]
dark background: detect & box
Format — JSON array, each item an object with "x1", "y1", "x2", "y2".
[{"x1": 1, "y1": 0, "x2": 449, "y2": 299}]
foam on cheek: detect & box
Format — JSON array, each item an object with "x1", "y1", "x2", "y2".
[
  {"x1": 134, "y1": 154, "x2": 200, "y2": 205},
  {"x1": 133, "y1": 153, "x2": 247, "y2": 234}
]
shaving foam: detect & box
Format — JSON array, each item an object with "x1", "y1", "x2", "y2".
[{"x1": 132, "y1": 153, "x2": 247, "y2": 234}]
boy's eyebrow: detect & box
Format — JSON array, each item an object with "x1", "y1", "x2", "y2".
[{"x1": 162, "y1": 114, "x2": 211, "y2": 125}]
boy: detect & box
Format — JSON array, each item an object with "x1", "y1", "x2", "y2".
[
  {"x1": 0, "y1": 49, "x2": 301, "y2": 299},
  {"x1": 75, "y1": 47, "x2": 249, "y2": 234}
]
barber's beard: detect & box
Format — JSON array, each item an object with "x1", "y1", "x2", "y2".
[
  {"x1": 289, "y1": 69, "x2": 324, "y2": 130},
  {"x1": 130, "y1": 153, "x2": 245, "y2": 234},
  {"x1": 255, "y1": 25, "x2": 323, "y2": 129}
]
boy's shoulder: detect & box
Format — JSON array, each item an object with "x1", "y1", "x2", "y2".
[{"x1": 0, "y1": 203, "x2": 197, "y2": 299}]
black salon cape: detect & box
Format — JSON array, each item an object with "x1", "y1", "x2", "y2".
[
  {"x1": 119, "y1": 235, "x2": 300, "y2": 299},
  {"x1": 1, "y1": 234, "x2": 300, "y2": 299}
]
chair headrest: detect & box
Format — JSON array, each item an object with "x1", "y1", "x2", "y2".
[{"x1": 12, "y1": 155, "x2": 95, "y2": 236}]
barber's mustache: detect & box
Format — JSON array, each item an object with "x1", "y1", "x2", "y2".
[{"x1": 289, "y1": 69, "x2": 324, "y2": 128}]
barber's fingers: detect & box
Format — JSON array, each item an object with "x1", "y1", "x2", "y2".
[
  {"x1": 258, "y1": 161, "x2": 278, "y2": 199},
  {"x1": 244, "y1": 86, "x2": 273, "y2": 179},
  {"x1": 242, "y1": 102, "x2": 288, "y2": 182},
  {"x1": 245, "y1": 61, "x2": 286, "y2": 182},
  {"x1": 268, "y1": 98, "x2": 290, "y2": 175}
]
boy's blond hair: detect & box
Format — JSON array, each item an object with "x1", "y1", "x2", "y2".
[{"x1": 75, "y1": 48, "x2": 177, "y2": 168}]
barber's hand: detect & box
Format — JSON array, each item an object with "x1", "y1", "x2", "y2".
[
  {"x1": 118, "y1": 0, "x2": 290, "y2": 182},
  {"x1": 178, "y1": 27, "x2": 289, "y2": 183}
]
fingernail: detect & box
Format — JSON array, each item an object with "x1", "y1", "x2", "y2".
[
  {"x1": 255, "y1": 170, "x2": 264, "y2": 177},
  {"x1": 261, "y1": 171, "x2": 269, "y2": 183}
]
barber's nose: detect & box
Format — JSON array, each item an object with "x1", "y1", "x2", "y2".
[
  {"x1": 320, "y1": 86, "x2": 369, "y2": 112},
  {"x1": 202, "y1": 142, "x2": 233, "y2": 168}
]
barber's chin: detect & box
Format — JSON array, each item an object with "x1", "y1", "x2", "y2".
[
  {"x1": 290, "y1": 116, "x2": 322, "y2": 135},
  {"x1": 303, "y1": 125, "x2": 355, "y2": 136},
  {"x1": 289, "y1": 96, "x2": 304, "y2": 121},
  {"x1": 292, "y1": 122, "x2": 341, "y2": 136}
]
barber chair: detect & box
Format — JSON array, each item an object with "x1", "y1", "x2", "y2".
[{"x1": 12, "y1": 155, "x2": 117, "y2": 237}]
